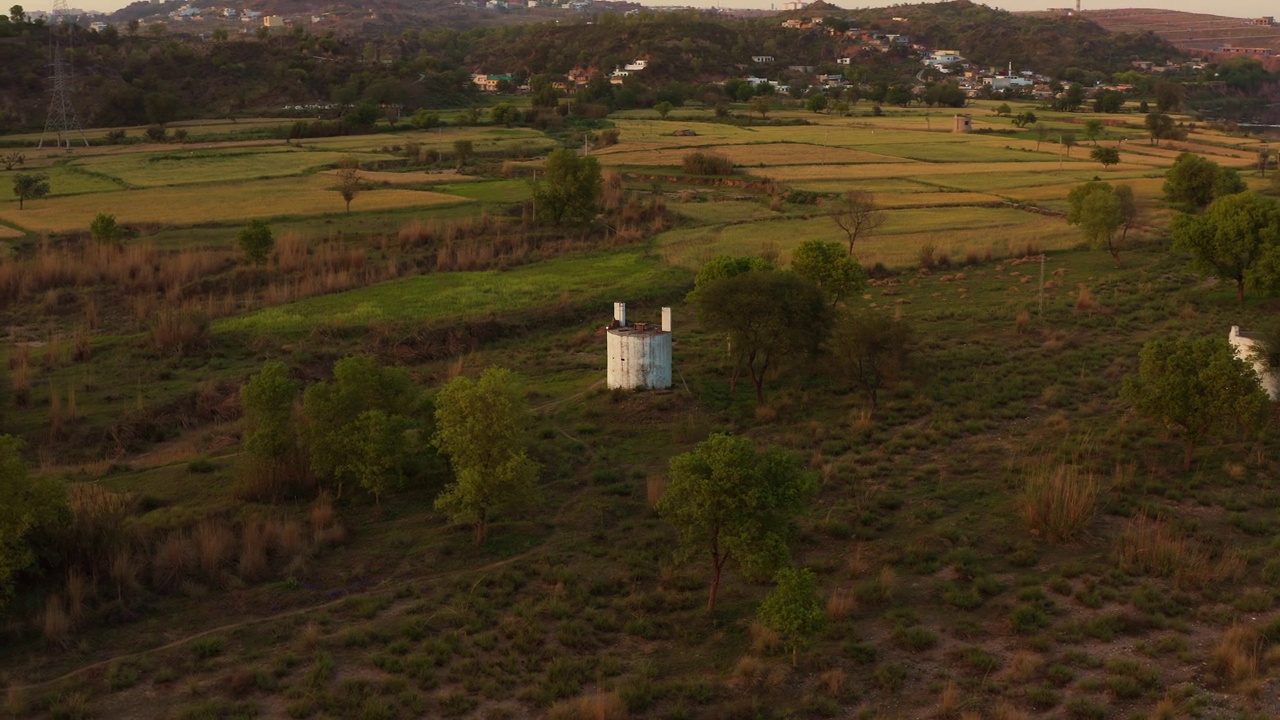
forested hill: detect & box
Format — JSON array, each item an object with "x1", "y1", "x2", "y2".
[
  {"x1": 0, "y1": 1, "x2": 1184, "y2": 133},
  {"x1": 850, "y1": 1, "x2": 1182, "y2": 76}
]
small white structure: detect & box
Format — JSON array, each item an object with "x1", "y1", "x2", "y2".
[
  {"x1": 1230, "y1": 326, "x2": 1280, "y2": 400},
  {"x1": 606, "y1": 302, "x2": 672, "y2": 391}
]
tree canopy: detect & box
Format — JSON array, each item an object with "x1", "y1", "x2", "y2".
[
  {"x1": 1123, "y1": 337, "x2": 1269, "y2": 471},
  {"x1": 1163, "y1": 152, "x2": 1245, "y2": 211},
  {"x1": 1066, "y1": 180, "x2": 1136, "y2": 266},
  {"x1": 433, "y1": 367, "x2": 539, "y2": 545},
  {"x1": 531, "y1": 148, "x2": 602, "y2": 226},
  {"x1": 1171, "y1": 192, "x2": 1280, "y2": 304},
  {"x1": 657, "y1": 433, "x2": 812, "y2": 612},
  {"x1": 12, "y1": 172, "x2": 48, "y2": 210},
  {"x1": 790, "y1": 240, "x2": 866, "y2": 307},
  {"x1": 695, "y1": 270, "x2": 830, "y2": 403},
  {"x1": 0, "y1": 435, "x2": 67, "y2": 610},
  {"x1": 758, "y1": 568, "x2": 826, "y2": 666}
]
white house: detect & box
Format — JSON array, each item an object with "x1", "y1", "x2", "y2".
[
  {"x1": 751, "y1": 55, "x2": 775, "y2": 63},
  {"x1": 624, "y1": 59, "x2": 648, "y2": 71}
]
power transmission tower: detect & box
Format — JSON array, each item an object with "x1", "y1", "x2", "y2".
[{"x1": 39, "y1": 0, "x2": 89, "y2": 149}]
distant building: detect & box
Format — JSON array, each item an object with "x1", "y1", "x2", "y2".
[
  {"x1": 751, "y1": 55, "x2": 775, "y2": 63},
  {"x1": 472, "y1": 74, "x2": 513, "y2": 92},
  {"x1": 262, "y1": 15, "x2": 285, "y2": 26},
  {"x1": 1217, "y1": 45, "x2": 1272, "y2": 56},
  {"x1": 1251, "y1": 16, "x2": 1274, "y2": 26},
  {"x1": 953, "y1": 114, "x2": 972, "y2": 133}
]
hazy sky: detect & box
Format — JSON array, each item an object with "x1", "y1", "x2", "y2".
[{"x1": 57, "y1": 0, "x2": 1265, "y2": 20}]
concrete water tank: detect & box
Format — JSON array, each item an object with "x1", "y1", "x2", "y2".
[
  {"x1": 1230, "y1": 325, "x2": 1280, "y2": 400},
  {"x1": 606, "y1": 302, "x2": 672, "y2": 390}
]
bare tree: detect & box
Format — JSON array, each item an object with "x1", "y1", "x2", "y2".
[
  {"x1": 830, "y1": 190, "x2": 886, "y2": 256},
  {"x1": 336, "y1": 157, "x2": 361, "y2": 213}
]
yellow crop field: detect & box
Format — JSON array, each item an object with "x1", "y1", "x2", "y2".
[
  {"x1": 0, "y1": 175, "x2": 471, "y2": 233},
  {"x1": 74, "y1": 148, "x2": 392, "y2": 188},
  {"x1": 597, "y1": 143, "x2": 902, "y2": 168}
]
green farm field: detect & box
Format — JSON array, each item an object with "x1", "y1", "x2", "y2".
[{"x1": 5, "y1": 97, "x2": 1280, "y2": 720}]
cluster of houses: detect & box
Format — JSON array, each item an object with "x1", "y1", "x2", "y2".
[
  {"x1": 473, "y1": 58, "x2": 648, "y2": 92},
  {"x1": 458, "y1": 0, "x2": 592, "y2": 11}
]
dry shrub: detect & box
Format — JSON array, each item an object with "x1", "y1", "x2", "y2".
[
  {"x1": 850, "y1": 407, "x2": 874, "y2": 435},
  {"x1": 271, "y1": 233, "x2": 309, "y2": 273},
  {"x1": 816, "y1": 668, "x2": 845, "y2": 698},
  {"x1": 4, "y1": 685, "x2": 26, "y2": 717},
  {"x1": 65, "y1": 569, "x2": 89, "y2": 625},
  {"x1": 727, "y1": 655, "x2": 789, "y2": 693},
  {"x1": 1004, "y1": 652, "x2": 1041, "y2": 683},
  {"x1": 1211, "y1": 624, "x2": 1267, "y2": 695},
  {"x1": 238, "y1": 518, "x2": 270, "y2": 582},
  {"x1": 646, "y1": 475, "x2": 668, "y2": 510},
  {"x1": 64, "y1": 484, "x2": 134, "y2": 576},
  {"x1": 41, "y1": 595, "x2": 71, "y2": 647},
  {"x1": 11, "y1": 347, "x2": 30, "y2": 406},
  {"x1": 150, "y1": 307, "x2": 211, "y2": 357},
  {"x1": 754, "y1": 405, "x2": 778, "y2": 423},
  {"x1": 274, "y1": 519, "x2": 306, "y2": 558},
  {"x1": 310, "y1": 493, "x2": 346, "y2": 547},
  {"x1": 234, "y1": 448, "x2": 314, "y2": 503},
  {"x1": 153, "y1": 530, "x2": 194, "y2": 591},
  {"x1": 224, "y1": 668, "x2": 254, "y2": 699},
  {"x1": 682, "y1": 151, "x2": 734, "y2": 176},
  {"x1": 1073, "y1": 285, "x2": 1098, "y2": 313},
  {"x1": 547, "y1": 691, "x2": 627, "y2": 720},
  {"x1": 193, "y1": 520, "x2": 235, "y2": 586},
  {"x1": 749, "y1": 621, "x2": 782, "y2": 656},
  {"x1": 1114, "y1": 513, "x2": 1245, "y2": 589},
  {"x1": 300, "y1": 620, "x2": 321, "y2": 649},
  {"x1": 991, "y1": 704, "x2": 1029, "y2": 720},
  {"x1": 845, "y1": 543, "x2": 870, "y2": 578},
  {"x1": 108, "y1": 547, "x2": 140, "y2": 602},
  {"x1": 874, "y1": 566, "x2": 897, "y2": 602},
  {"x1": 1014, "y1": 310, "x2": 1030, "y2": 334},
  {"x1": 826, "y1": 587, "x2": 856, "y2": 620},
  {"x1": 937, "y1": 679, "x2": 961, "y2": 717},
  {"x1": 601, "y1": 171, "x2": 624, "y2": 210},
  {"x1": 1017, "y1": 462, "x2": 1098, "y2": 543},
  {"x1": 73, "y1": 325, "x2": 91, "y2": 362},
  {"x1": 48, "y1": 387, "x2": 63, "y2": 439},
  {"x1": 918, "y1": 241, "x2": 937, "y2": 270},
  {"x1": 1149, "y1": 698, "x2": 1178, "y2": 720}
]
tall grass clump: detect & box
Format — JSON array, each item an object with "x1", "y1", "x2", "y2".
[
  {"x1": 1113, "y1": 513, "x2": 1245, "y2": 589},
  {"x1": 681, "y1": 151, "x2": 734, "y2": 176},
  {"x1": 150, "y1": 307, "x2": 211, "y2": 357},
  {"x1": 1210, "y1": 624, "x2": 1270, "y2": 696},
  {"x1": 547, "y1": 690, "x2": 627, "y2": 720},
  {"x1": 1016, "y1": 462, "x2": 1099, "y2": 542}
]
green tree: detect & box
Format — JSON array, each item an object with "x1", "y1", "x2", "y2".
[
  {"x1": 696, "y1": 271, "x2": 830, "y2": 403},
  {"x1": 1154, "y1": 80, "x2": 1185, "y2": 112},
  {"x1": 749, "y1": 95, "x2": 771, "y2": 119},
  {"x1": 241, "y1": 361, "x2": 298, "y2": 462},
  {"x1": 0, "y1": 435, "x2": 68, "y2": 610},
  {"x1": 656, "y1": 433, "x2": 812, "y2": 612},
  {"x1": 9, "y1": 5, "x2": 25, "y2": 23},
  {"x1": 409, "y1": 109, "x2": 440, "y2": 130},
  {"x1": 1092, "y1": 90, "x2": 1125, "y2": 113},
  {"x1": 89, "y1": 213, "x2": 123, "y2": 247},
  {"x1": 12, "y1": 172, "x2": 49, "y2": 210},
  {"x1": 1090, "y1": 146, "x2": 1120, "y2": 169},
  {"x1": 335, "y1": 156, "x2": 360, "y2": 213},
  {"x1": 758, "y1": 568, "x2": 826, "y2": 666},
  {"x1": 1011, "y1": 111, "x2": 1036, "y2": 128},
  {"x1": 805, "y1": 94, "x2": 828, "y2": 113},
  {"x1": 303, "y1": 355, "x2": 420, "y2": 500},
  {"x1": 1066, "y1": 181, "x2": 1136, "y2": 266},
  {"x1": 1034, "y1": 122, "x2": 1050, "y2": 151},
  {"x1": 530, "y1": 148, "x2": 601, "y2": 226},
  {"x1": 1171, "y1": 192, "x2": 1280, "y2": 304},
  {"x1": 239, "y1": 361, "x2": 308, "y2": 501},
  {"x1": 489, "y1": 102, "x2": 521, "y2": 127},
  {"x1": 453, "y1": 139, "x2": 474, "y2": 169},
  {"x1": 994, "y1": 103, "x2": 1012, "y2": 117},
  {"x1": 342, "y1": 410, "x2": 410, "y2": 508},
  {"x1": 830, "y1": 310, "x2": 914, "y2": 411},
  {"x1": 829, "y1": 190, "x2": 885, "y2": 256},
  {"x1": 1123, "y1": 338, "x2": 1269, "y2": 471},
  {"x1": 1060, "y1": 131, "x2": 1077, "y2": 157},
  {"x1": 1, "y1": 151, "x2": 23, "y2": 171},
  {"x1": 237, "y1": 219, "x2": 274, "y2": 265},
  {"x1": 688, "y1": 255, "x2": 773, "y2": 304},
  {"x1": 654, "y1": 100, "x2": 673, "y2": 119},
  {"x1": 1163, "y1": 152, "x2": 1244, "y2": 211},
  {"x1": 144, "y1": 92, "x2": 180, "y2": 127},
  {"x1": 1083, "y1": 119, "x2": 1103, "y2": 145},
  {"x1": 1144, "y1": 112, "x2": 1183, "y2": 145},
  {"x1": 433, "y1": 367, "x2": 539, "y2": 545},
  {"x1": 790, "y1": 239, "x2": 866, "y2": 307}
]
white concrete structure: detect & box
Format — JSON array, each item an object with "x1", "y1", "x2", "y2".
[
  {"x1": 953, "y1": 114, "x2": 972, "y2": 133},
  {"x1": 1230, "y1": 326, "x2": 1280, "y2": 400},
  {"x1": 606, "y1": 302, "x2": 672, "y2": 391}
]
